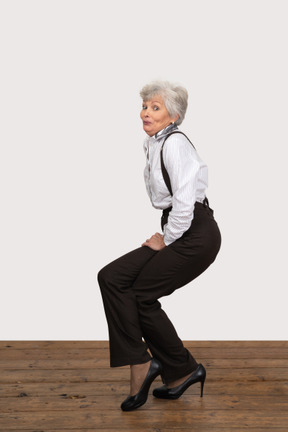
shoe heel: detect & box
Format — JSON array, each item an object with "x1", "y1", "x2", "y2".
[{"x1": 200, "y1": 378, "x2": 205, "y2": 397}]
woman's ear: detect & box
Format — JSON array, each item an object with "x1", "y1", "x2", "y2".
[{"x1": 171, "y1": 114, "x2": 179, "y2": 124}]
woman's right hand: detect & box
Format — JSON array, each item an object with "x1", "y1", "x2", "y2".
[{"x1": 142, "y1": 233, "x2": 166, "y2": 251}]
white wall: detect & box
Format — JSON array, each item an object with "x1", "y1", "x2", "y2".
[{"x1": 1, "y1": 0, "x2": 287, "y2": 340}]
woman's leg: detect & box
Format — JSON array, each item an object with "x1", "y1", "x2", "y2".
[
  {"x1": 97, "y1": 246, "x2": 158, "y2": 367},
  {"x1": 98, "y1": 203, "x2": 221, "y2": 384},
  {"x1": 132, "y1": 205, "x2": 221, "y2": 384}
]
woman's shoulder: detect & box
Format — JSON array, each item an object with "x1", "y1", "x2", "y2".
[{"x1": 163, "y1": 130, "x2": 195, "y2": 153}]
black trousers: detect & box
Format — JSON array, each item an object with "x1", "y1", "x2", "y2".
[{"x1": 97, "y1": 202, "x2": 221, "y2": 385}]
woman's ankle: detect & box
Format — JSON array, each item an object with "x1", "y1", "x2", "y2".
[
  {"x1": 130, "y1": 360, "x2": 151, "y2": 395},
  {"x1": 167, "y1": 372, "x2": 193, "y2": 389}
]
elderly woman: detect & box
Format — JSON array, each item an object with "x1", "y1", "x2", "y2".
[{"x1": 97, "y1": 80, "x2": 221, "y2": 411}]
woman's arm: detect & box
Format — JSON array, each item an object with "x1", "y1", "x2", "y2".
[{"x1": 162, "y1": 134, "x2": 207, "y2": 245}]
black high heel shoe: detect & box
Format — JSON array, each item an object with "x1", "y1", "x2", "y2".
[
  {"x1": 152, "y1": 364, "x2": 206, "y2": 399},
  {"x1": 121, "y1": 358, "x2": 162, "y2": 411}
]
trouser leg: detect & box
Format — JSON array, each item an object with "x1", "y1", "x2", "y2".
[
  {"x1": 97, "y1": 246, "x2": 157, "y2": 366},
  {"x1": 98, "y1": 244, "x2": 201, "y2": 381},
  {"x1": 131, "y1": 214, "x2": 221, "y2": 383},
  {"x1": 98, "y1": 204, "x2": 221, "y2": 384}
]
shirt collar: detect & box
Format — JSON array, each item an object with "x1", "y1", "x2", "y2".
[
  {"x1": 143, "y1": 123, "x2": 178, "y2": 152},
  {"x1": 155, "y1": 123, "x2": 178, "y2": 139}
]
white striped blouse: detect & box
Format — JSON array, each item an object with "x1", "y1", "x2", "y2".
[{"x1": 143, "y1": 125, "x2": 208, "y2": 245}]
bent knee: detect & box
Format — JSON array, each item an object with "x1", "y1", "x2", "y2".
[
  {"x1": 97, "y1": 263, "x2": 120, "y2": 292},
  {"x1": 97, "y1": 265, "x2": 110, "y2": 287}
]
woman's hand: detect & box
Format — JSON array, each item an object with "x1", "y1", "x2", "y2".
[{"x1": 142, "y1": 232, "x2": 166, "y2": 251}]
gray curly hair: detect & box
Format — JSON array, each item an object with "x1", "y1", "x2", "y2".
[{"x1": 140, "y1": 80, "x2": 188, "y2": 126}]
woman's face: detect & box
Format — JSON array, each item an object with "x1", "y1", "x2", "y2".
[{"x1": 140, "y1": 95, "x2": 179, "y2": 137}]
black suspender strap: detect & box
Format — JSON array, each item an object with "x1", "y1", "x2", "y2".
[
  {"x1": 160, "y1": 146, "x2": 173, "y2": 196},
  {"x1": 160, "y1": 131, "x2": 196, "y2": 196}
]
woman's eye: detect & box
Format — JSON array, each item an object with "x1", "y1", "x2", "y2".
[{"x1": 141, "y1": 105, "x2": 159, "y2": 111}]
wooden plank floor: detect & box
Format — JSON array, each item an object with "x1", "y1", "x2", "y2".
[{"x1": 0, "y1": 341, "x2": 288, "y2": 431}]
